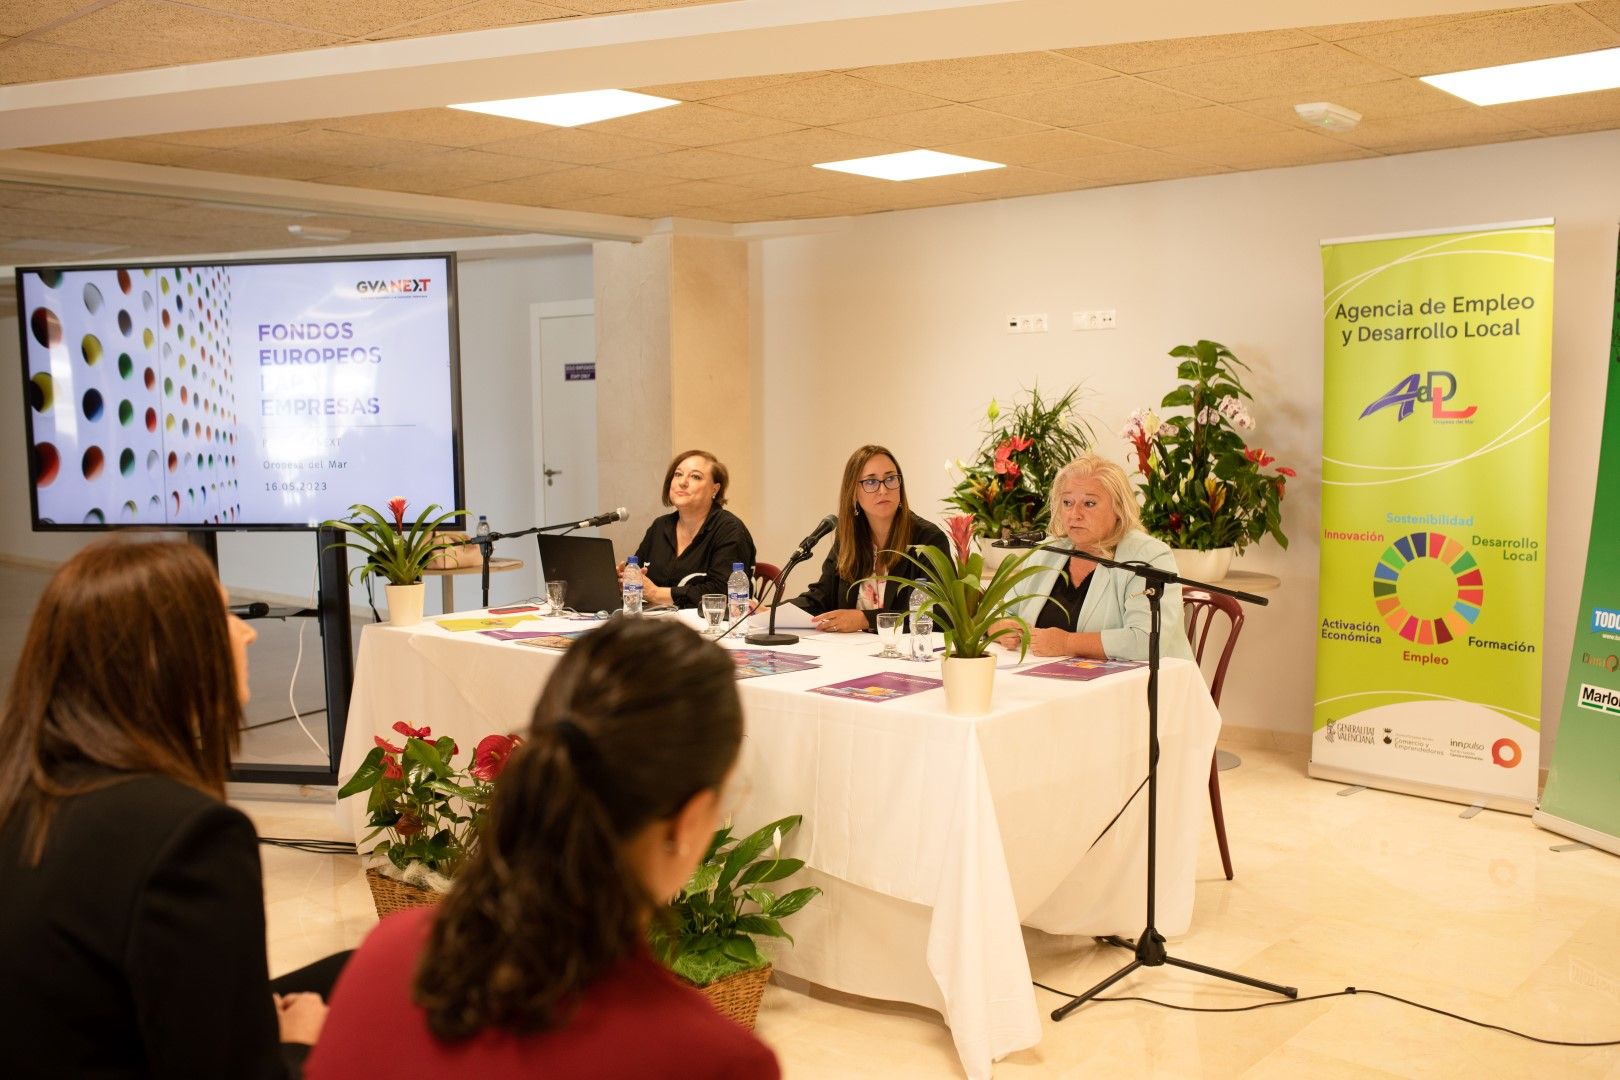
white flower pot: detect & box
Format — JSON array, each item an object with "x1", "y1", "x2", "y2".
[
  {"x1": 942, "y1": 655, "x2": 997, "y2": 716},
  {"x1": 1169, "y1": 546, "x2": 1234, "y2": 585},
  {"x1": 386, "y1": 583, "x2": 426, "y2": 627}
]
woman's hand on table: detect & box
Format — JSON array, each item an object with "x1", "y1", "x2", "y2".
[
  {"x1": 986, "y1": 619, "x2": 1025, "y2": 648},
  {"x1": 274, "y1": 992, "x2": 328, "y2": 1046},
  {"x1": 1027, "y1": 627, "x2": 1078, "y2": 656},
  {"x1": 812, "y1": 609, "x2": 869, "y2": 633}
]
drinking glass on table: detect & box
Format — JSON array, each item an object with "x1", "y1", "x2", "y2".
[
  {"x1": 546, "y1": 579, "x2": 568, "y2": 615},
  {"x1": 876, "y1": 613, "x2": 903, "y2": 659},
  {"x1": 701, "y1": 593, "x2": 726, "y2": 636}
]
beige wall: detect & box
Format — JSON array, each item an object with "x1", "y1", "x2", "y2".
[{"x1": 753, "y1": 129, "x2": 1620, "y2": 754}]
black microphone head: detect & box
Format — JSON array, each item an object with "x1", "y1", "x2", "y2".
[{"x1": 814, "y1": 513, "x2": 837, "y2": 537}]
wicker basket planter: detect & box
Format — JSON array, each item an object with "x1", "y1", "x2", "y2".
[
  {"x1": 364, "y1": 867, "x2": 445, "y2": 919},
  {"x1": 692, "y1": 964, "x2": 771, "y2": 1030}
]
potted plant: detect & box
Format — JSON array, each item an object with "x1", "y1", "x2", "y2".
[
  {"x1": 338, "y1": 724, "x2": 522, "y2": 916},
  {"x1": 944, "y1": 385, "x2": 1094, "y2": 549},
  {"x1": 323, "y1": 497, "x2": 464, "y2": 626},
  {"x1": 882, "y1": 515, "x2": 1048, "y2": 715},
  {"x1": 1125, "y1": 340, "x2": 1294, "y2": 581},
  {"x1": 649, "y1": 814, "x2": 820, "y2": 1030}
]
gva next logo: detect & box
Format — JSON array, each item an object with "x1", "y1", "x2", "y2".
[
  {"x1": 355, "y1": 277, "x2": 432, "y2": 296},
  {"x1": 1359, "y1": 370, "x2": 1477, "y2": 422}
]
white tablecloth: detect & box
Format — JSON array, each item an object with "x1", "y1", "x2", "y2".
[{"x1": 337, "y1": 613, "x2": 1220, "y2": 1079}]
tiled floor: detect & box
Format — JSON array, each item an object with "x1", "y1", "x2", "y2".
[{"x1": 245, "y1": 745, "x2": 1620, "y2": 1078}]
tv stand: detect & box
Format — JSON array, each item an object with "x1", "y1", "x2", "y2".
[{"x1": 190, "y1": 529, "x2": 353, "y2": 787}]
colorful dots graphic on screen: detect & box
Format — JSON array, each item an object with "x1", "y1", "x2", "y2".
[{"x1": 1372, "y1": 531, "x2": 1485, "y2": 645}]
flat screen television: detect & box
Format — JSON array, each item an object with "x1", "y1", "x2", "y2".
[{"x1": 15, "y1": 253, "x2": 463, "y2": 530}]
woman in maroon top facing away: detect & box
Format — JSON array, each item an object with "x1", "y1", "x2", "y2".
[{"x1": 308, "y1": 618, "x2": 779, "y2": 1079}]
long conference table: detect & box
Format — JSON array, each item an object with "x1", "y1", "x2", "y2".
[{"x1": 336, "y1": 610, "x2": 1221, "y2": 1079}]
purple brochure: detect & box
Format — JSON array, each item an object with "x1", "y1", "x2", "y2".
[
  {"x1": 731, "y1": 649, "x2": 821, "y2": 680},
  {"x1": 1019, "y1": 657, "x2": 1146, "y2": 681},
  {"x1": 810, "y1": 671, "x2": 943, "y2": 702}
]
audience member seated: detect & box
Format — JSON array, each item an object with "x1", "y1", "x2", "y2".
[
  {"x1": 0, "y1": 539, "x2": 334, "y2": 1077},
  {"x1": 790, "y1": 443, "x2": 947, "y2": 632},
  {"x1": 993, "y1": 453, "x2": 1194, "y2": 661},
  {"x1": 307, "y1": 618, "x2": 779, "y2": 1079},
  {"x1": 617, "y1": 449, "x2": 756, "y2": 609}
]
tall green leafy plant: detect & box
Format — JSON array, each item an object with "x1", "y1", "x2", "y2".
[
  {"x1": 1125, "y1": 340, "x2": 1294, "y2": 553},
  {"x1": 945, "y1": 385, "x2": 1094, "y2": 539},
  {"x1": 650, "y1": 815, "x2": 820, "y2": 987}
]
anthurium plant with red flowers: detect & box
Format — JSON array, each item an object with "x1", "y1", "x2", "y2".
[
  {"x1": 1125, "y1": 340, "x2": 1294, "y2": 554},
  {"x1": 322, "y1": 497, "x2": 465, "y2": 587},
  {"x1": 945, "y1": 385, "x2": 1094, "y2": 540},
  {"x1": 339, "y1": 723, "x2": 523, "y2": 885}
]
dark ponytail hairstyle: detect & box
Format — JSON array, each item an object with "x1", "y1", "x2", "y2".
[{"x1": 413, "y1": 617, "x2": 742, "y2": 1039}]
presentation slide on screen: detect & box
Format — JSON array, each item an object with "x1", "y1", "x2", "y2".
[{"x1": 19, "y1": 257, "x2": 458, "y2": 528}]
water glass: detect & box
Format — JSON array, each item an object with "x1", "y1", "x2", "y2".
[
  {"x1": 876, "y1": 612, "x2": 903, "y2": 658},
  {"x1": 701, "y1": 593, "x2": 726, "y2": 636},
  {"x1": 546, "y1": 579, "x2": 567, "y2": 615}
]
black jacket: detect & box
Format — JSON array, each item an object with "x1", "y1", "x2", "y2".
[
  {"x1": 0, "y1": 772, "x2": 299, "y2": 1078},
  {"x1": 790, "y1": 512, "x2": 949, "y2": 630},
  {"x1": 632, "y1": 507, "x2": 757, "y2": 609}
]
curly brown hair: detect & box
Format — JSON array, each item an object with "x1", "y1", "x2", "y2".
[{"x1": 412, "y1": 617, "x2": 742, "y2": 1038}]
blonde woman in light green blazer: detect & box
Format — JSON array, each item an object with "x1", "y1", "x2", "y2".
[{"x1": 993, "y1": 453, "x2": 1194, "y2": 662}]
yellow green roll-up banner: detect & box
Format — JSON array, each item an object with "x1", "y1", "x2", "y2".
[{"x1": 1312, "y1": 221, "x2": 1553, "y2": 811}]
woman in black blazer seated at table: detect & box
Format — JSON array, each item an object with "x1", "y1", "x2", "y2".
[
  {"x1": 791, "y1": 443, "x2": 948, "y2": 632},
  {"x1": 0, "y1": 539, "x2": 335, "y2": 1078},
  {"x1": 618, "y1": 448, "x2": 756, "y2": 609}
]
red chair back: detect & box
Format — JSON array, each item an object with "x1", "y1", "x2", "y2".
[
  {"x1": 1182, "y1": 588, "x2": 1245, "y2": 708},
  {"x1": 752, "y1": 562, "x2": 782, "y2": 602}
]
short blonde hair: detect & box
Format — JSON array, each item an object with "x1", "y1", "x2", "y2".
[{"x1": 1046, "y1": 453, "x2": 1141, "y2": 554}]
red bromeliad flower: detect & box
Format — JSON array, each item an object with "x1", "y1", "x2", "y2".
[
  {"x1": 1130, "y1": 433, "x2": 1151, "y2": 476},
  {"x1": 387, "y1": 496, "x2": 408, "y2": 531},
  {"x1": 945, "y1": 514, "x2": 976, "y2": 567},
  {"x1": 471, "y1": 733, "x2": 520, "y2": 782},
  {"x1": 393, "y1": 721, "x2": 431, "y2": 740}
]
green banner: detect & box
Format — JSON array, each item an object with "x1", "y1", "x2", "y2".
[
  {"x1": 1312, "y1": 222, "x2": 1553, "y2": 809},
  {"x1": 1535, "y1": 236, "x2": 1620, "y2": 853}
]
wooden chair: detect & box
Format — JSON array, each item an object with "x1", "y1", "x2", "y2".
[
  {"x1": 1182, "y1": 588, "x2": 1244, "y2": 881},
  {"x1": 752, "y1": 562, "x2": 782, "y2": 603}
]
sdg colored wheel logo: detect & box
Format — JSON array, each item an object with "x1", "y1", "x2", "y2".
[{"x1": 1371, "y1": 531, "x2": 1484, "y2": 644}]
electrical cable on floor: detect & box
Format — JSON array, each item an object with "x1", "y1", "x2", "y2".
[
  {"x1": 1031, "y1": 980, "x2": 1620, "y2": 1047},
  {"x1": 260, "y1": 836, "x2": 358, "y2": 855},
  {"x1": 285, "y1": 566, "x2": 326, "y2": 755}
]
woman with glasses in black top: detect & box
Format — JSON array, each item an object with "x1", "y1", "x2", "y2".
[{"x1": 790, "y1": 444, "x2": 947, "y2": 633}]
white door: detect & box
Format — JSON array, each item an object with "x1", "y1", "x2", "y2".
[{"x1": 531, "y1": 302, "x2": 597, "y2": 531}]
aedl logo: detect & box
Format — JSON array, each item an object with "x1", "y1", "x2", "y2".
[{"x1": 1360, "y1": 370, "x2": 1476, "y2": 423}]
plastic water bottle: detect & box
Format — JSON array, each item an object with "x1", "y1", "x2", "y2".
[
  {"x1": 910, "y1": 579, "x2": 933, "y2": 660},
  {"x1": 727, "y1": 562, "x2": 750, "y2": 638},
  {"x1": 476, "y1": 515, "x2": 490, "y2": 541},
  {"x1": 908, "y1": 579, "x2": 926, "y2": 629},
  {"x1": 622, "y1": 555, "x2": 644, "y2": 615}
]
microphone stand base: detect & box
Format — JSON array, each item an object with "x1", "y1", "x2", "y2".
[{"x1": 744, "y1": 632, "x2": 799, "y2": 646}]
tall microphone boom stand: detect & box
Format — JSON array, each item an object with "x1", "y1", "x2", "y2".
[
  {"x1": 745, "y1": 546, "x2": 813, "y2": 647},
  {"x1": 994, "y1": 538, "x2": 1298, "y2": 1017}
]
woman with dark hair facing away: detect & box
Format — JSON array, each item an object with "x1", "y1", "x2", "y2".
[
  {"x1": 616, "y1": 448, "x2": 756, "y2": 608},
  {"x1": 0, "y1": 539, "x2": 331, "y2": 1077},
  {"x1": 790, "y1": 443, "x2": 948, "y2": 633},
  {"x1": 308, "y1": 617, "x2": 778, "y2": 1078}
]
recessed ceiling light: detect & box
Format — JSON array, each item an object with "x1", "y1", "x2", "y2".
[
  {"x1": 1421, "y1": 46, "x2": 1620, "y2": 106},
  {"x1": 813, "y1": 149, "x2": 1005, "y2": 182},
  {"x1": 450, "y1": 89, "x2": 680, "y2": 127},
  {"x1": 287, "y1": 224, "x2": 350, "y2": 242}
]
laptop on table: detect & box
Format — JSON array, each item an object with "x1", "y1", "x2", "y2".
[{"x1": 536, "y1": 534, "x2": 623, "y2": 615}]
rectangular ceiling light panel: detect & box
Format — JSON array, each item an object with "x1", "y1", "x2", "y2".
[
  {"x1": 1422, "y1": 46, "x2": 1620, "y2": 106},
  {"x1": 451, "y1": 89, "x2": 679, "y2": 127},
  {"x1": 813, "y1": 149, "x2": 1005, "y2": 181}
]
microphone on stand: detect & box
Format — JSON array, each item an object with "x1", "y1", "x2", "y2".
[
  {"x1": 575, "y1": 507, "x2": 630, "y2": 529},
  {"x1": 991, "y1": 530, "x2": 1046, "y2": 548},
  {"x1": 747, "y1": 514, "x2": 838, "y2": 647}
]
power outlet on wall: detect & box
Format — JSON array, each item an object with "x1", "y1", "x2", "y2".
[
  {"x1": 1006, "y1": 313, "x2": 1049, "y2": 334},
  {"x1": 1073, "y1": 309, "x2": 1117, "y2": 331}
]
